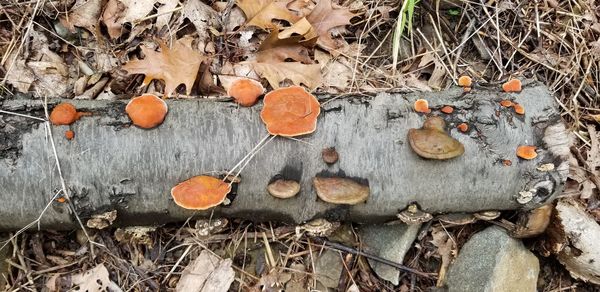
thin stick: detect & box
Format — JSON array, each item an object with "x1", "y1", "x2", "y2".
[
  {"x1": 224, "y1": 134, "x2": 271, "y2": 180},
  {"x1": 230, "y1": 135, "x2": 276, "y2": 185},
  {"x1": 0, "y1": 110, "x2": 46, "y2": 121}
]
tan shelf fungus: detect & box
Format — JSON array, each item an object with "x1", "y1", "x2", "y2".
[
  {"x1": 267, "y1": 179, "x2": 300, "y2": 199},
  {"x1": 408, "y1": 116, "x2": 465, "y2": 160},
  {"x1": 313, "y1": 177, "x2": 369, "y2": 205}
]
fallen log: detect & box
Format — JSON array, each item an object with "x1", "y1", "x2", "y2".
[{"x1": 0, "y1": 82, "x2": 570, "y2": 230}]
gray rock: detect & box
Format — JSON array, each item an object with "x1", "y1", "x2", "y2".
[
  {"x1": 314, "y1": 249, "x2": 343, "y2": 289},
  {"x1": 446, "y1": 226, "x2": 539, "y2": 292},
  {"x1": 359, "y1": 223, "x2": 421, "y2": 285}
]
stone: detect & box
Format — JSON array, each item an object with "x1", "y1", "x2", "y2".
[
  {"x1": 314, "y1": 249, "x2": 343, "y2": 288},
  {"x1": 358, "y1": 223, "x2": 421, "y2": 285},
  {"x1": 446, "y1": 226, "x2": 539, "y2": 292}
]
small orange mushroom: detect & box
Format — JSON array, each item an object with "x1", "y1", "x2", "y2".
[
  {"x1": 500, "y1": 100, "x2": 514, "y2": 107},
  {"x1": 126, "y1": 94, "x2": 168, "y2": 129},
  {"x1": 516, "y1": 145, "x2": 537, "y2": 160},
  {"x1": 170, "y1": 175, "x2": 231, "y2": 210},
  {"x1": 56, "y1": 197, "x2": 66, "y2": 203},
  {"x1": 65, "y1": 130, "x2": 75, "y2": 140},
  {"x1": 513, "y1": 103, "x2": 525, "y2": 115},
  {"x1": 260, "y1": 86, "x2": 320, "y2": 137},
  {"x1": 458, "y1": 76, "x2": 472, "y2": 87},
  {"x1": 502, "y1": 159, "x2": 512, "y2": 166},
  {"x1": 414, "y1": 99, "x2": 431, "y2": 113},
  {"x1": 457, "y1": 123, "x2": 469, "y2": 132},
  {"x1": 463, "y1": 87, "x2": 472, "y2": 93},
  {"x1": 502, "y1": 79, "x2": 522, "y2": 93},
  {"x1": 441, "y1": 106, "x2": 454, "y2": 114},
  {"x1": 49, "y1": 103, "x2": 90, "y2": 125},
  {"x1": 227, "y1": 78, "x2": 265, "y2": 107}
]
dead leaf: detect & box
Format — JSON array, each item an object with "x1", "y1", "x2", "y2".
[
  {"x1": 175, "y1": 250, "x2": 235, "y2": 292},
  {"x1": 3, "y1": 51, "x2": 35, "y2": 93},
  {"x1": 252, "y1": 61, "x2": 321, "y2": 89},
  {"x1": 122, "y1": 36, "x2": 205, "y2": 97},
  {"x1": 237, "y1": 0, "x2": 301, "y2": 29},
  {"x1": 102, "y1": 0, "x2": 160, "y2": 39},
  {"x1": 156, "y1": 0, "x2": 179, "y2": 29},
  {"x1": 256, "y1": 27, "x2": 314, "y2": 64},
  {"x1": 315, "y1": 48, "x2": 353, "y2": 92},
  {"x1": 306, "y1": 0, "x2": 355, "y2": 50},
  {"x1": 176, "y1": 0, "x2": 219, "y2": 48},
  {"x1": 71, "y1": 264, "x2": 122, "y2": 292},
  {"x1": 430, "y1": 226, "x2": 456, "y2": 287},
  {"x1": 63, "y1": 0, "x2": 103, "y2": 33},
  {"x1": 218, "y1": 62, "x2": 260, "y2": 92},
  {"x1": 86, "y1": 210, "x2": 117, "y2": 229},
  {"x1": 101, "y1": 0, "x2": 124, "y2": 38}
]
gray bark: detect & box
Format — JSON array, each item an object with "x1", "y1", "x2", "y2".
[{"x1": 0, "y1": 83, "x2": 569, "y2": 230}]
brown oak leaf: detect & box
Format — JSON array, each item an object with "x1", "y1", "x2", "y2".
[
  {"x1": 306, "y1": 0, "x2": 355, "y2": 50},
  {"x1": 256, "y1": 22, "x2": 316, "y2": 64},
  {"x1": 252, "y1": 62, "x2": 321, "y2": 90},
  {"x1": 237, "y1": 0, "x2": 301, "y2": 29},
  {"x1": 122, "y1": 37, "x2": 204, "y2": 97}
]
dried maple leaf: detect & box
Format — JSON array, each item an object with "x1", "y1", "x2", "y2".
[
  {"x1": 306, "y1": 0, "x2": 355, "y2": 50},
  {"x1": 252, "y1": 62, "x2": 321, "y2": 90},
  {"x1": 237, "y1": 0, "x2": 301, "y2": 29},
  {"x1": 122, "y1": 37, "x2": 204, "y2": 97}
]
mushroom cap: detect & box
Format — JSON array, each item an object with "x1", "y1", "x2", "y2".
[
  {"x1": 126, "y1": 94, "x2": 168, "y2": 129},
  {"x1": 65, "y1": 130, "x2": 75, "y2": 140},
  {"x1": 500, "y1": 100, "x2": 514, "y2": 107},
  {"x1": 502, "y1": 79, "x2": 522, "y2": 92},
  {"x1": 473, "y1": 210, "x2": 501, "y2": 221},
  {"x1": 408, "y1": 116, "x2": 465, "y2": 160},
  {"x1": 437, "y1": 213, "x2": 477, "y2": 225},
  {"x1": 170, "y1": 175, "x2": 231, "y2": 210},
  {"x1": 50, "y1": 103, "x2": 81, "y2": 125},
  {"x1": 513, "y1": 103, "x2": 525, "y2": 115},
  {"x1": 321, "y1": 147, "x2": 339, "y2": 164},
  {"x1": 516, "y1": 145, "x2": 537, "y2": 160},
  {"x1": 414, "y1": 99, "x2": 431, "y2": 113},
  {"x1": 441, "y1": 106, "x2": 454, "y2": 114},
  {"x1": 227, "y1": 78, "x2": 265, "y2": 107},
  {"x1": 458, "y1": 76, "x2": 472, "y2": 87},
  {"x1": 457, "y1": 122, "x2": 469, "y2": 133},
  {"x1": 313, "y1": 177, "x2": 369, "y2": 205},
  {"x1": 397, "y1": 204, "x2": 433, "y2": 224},
  {"x1": 267, "y1": 179, "x2": 300, "y2": 199},
  {"x1": 260, "y1": 86, "x2": 321, "y2": 137}
]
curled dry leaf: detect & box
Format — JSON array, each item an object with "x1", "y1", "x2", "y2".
[
  {"x1": 70, "y1": 264, "x2": 122, "y2": 292},
  {"x1": 62, "y1": 0, "x2": 103, "y2": 33},
  {"x1": 176, "y1": 250, "x2": 235, "y2": 292},
  {"x1": 306, "y1": 0, "x2": 355, "y2": 50},
  {"x1": 256, "y1": 25, "x2": 315, "y2": 64},
  {"x1": 237, "y1": 0, "x2": 301, "y2": 29},
  {"x1": 252, "y1": 61, "x2": 321, "y2": 90},
  {"x1": 122, "y1": 37, "x2": 205, "y2": 97}
]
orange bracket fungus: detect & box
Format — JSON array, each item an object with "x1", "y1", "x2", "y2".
[
  {"x1": 126, "y1": 94, "x2": 168, "y2": 129},
  {"x1": 260, "y1": 86, "x2": 321, "y2": 137},
  {"x1": 457, "y1": 122, "x2": 469, "y2": 133},
  {"x1": 227, "y1": 78, "x2": 265, "y2": 107},
  {"x1": 65, "y1": 130, "x2": 75, "y2": 140},
  {"x1": 458, "y1": 75, "x2": 472, "y2": 87},
  {"x1": 502, "y1": 79, "x2": 522, "y2": 93},
  {"x1": 414, "y1": 99, "x2": 431, "y2": 114},
  {"x1": 513, "y1": 103, "x2": 525, "y2": 115},
  {"x1": 267, "y1": 179, "x2": 300, "y2": 199},
  {"x1": 49, "y1": 102, "x2": 90, "y2": 125},
  {"x1": 500, "y1": 100, "x2": 514, "y2": 107},
  {"x1": 441, "y1": 105, "x2": 454, "y2": 114},
  {"x1": 171, "y1": 175, "x2": 231, "y2": 210},
  {"x1": 516, "y1": 145, "x2": 537, "y2": 160},
  {"x1": 313, "y1": 177, "x2": 369, "y2": 205},
  {"x1": 408, "y1": 116, "x2": 465, "y2": 160}
]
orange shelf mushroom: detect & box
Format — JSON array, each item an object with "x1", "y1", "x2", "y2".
[
  {"x1": 126, "y1": 94, "x2": 168, "y2": 129},
  {"x1": 260, "y1": 86, "x2": 321, "y2": 137},
  {"x1": 516, "y1": 145, "x2": 537, "y2": 160},
  {"x1": 513, "y1": 103, "x2": 525, "y2": 115},
  {"x1": 65, "y1": 130, "x2": 75, "y2": 140},
  {"x1": 458, "y1": 76, "x2": 472, "y2": 87},
  {"x1": 228, "y1": 78, "x2": 265, "y2": 107},
  {"x1": 457, "y1": 122, "x2": 469, "y2": 133},
  {"x1": 414, "y1": 99, "x2": 431, "y2": 113},
  {"x1": 502, "y1": 79, "x2": 522, "y2": 92},
  {"x1": 49, "y1": 103, "x2": 90, "y2": 125},
  {"x1": 500, "y1": 100, "x2": 514, "y2": 107},
  {"x1": 171, "y1": 175, "x2": 232, "y2": 210},
  {"x1": 441, "y1": 106, "x2": 454, "y2": 114}
]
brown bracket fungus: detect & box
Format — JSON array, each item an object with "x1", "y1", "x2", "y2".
[
  {"x1": 267, "y1": 179, "x2": 300, "y2": 199},
  {"x1": 408, "y1": 116, "x2": 465, "y2": 160},
  {"x1": 436, "y1": 213, "x2": 477, "y2": 226},
  {"x1": 227, "y1": 78, "x2": 265, "y2": 107},
  {"x1": 397, "y1": 204, "x2": 432, "y2": 224},
  {"x1": 126, "y1": 93, "x2": 168, "y2": 129},
  {"x1": 170, "y1": 175, "x2": 231, "y2": 210},
  {"x1": 473, "y1": 210, "x2": 501, "y2": 221},
  {"x1": 313, "y1": 177, "x2": 369, "y2": 205},
  {"x1": 260, "y1": 86, "x2": 321, "y2": 137},
  {"x1": 49, "y1": 102, "x2": 90, "y2": 125},
  {"x1": 321, "y1": 147, "x2": 339, "y2": 164}
]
